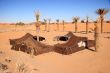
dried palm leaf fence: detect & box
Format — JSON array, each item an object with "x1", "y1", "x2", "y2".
[{"x1": 9, "y1": 32, "x2": 95, "y2": 55}]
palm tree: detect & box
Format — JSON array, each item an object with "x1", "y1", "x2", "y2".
[
  {"x1": 56, "y1": 19, "x2": 59, "y2": 31},
  {"x1": 96, "y1": 8, "x2": 109, "y2": 33},
  {"x1": 35, "y1": 10, "x2": 40, "y2": 41},
  {"x1": 94, "y1": 9, "x2": 109, "y2": 51},
  {"x1": 72, "y1": 17, "x2": 80, "y2": 33},
  {"x1": 44, "y1": 19, "x2": 47, "y2": 31},
  {"x1": 62, "y1": 20, "x2": 65, "y2": 31}
]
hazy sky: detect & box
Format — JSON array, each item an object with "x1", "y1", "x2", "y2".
[{"x1": 0, "y1": 0, "x2": 110, "y2": 23}]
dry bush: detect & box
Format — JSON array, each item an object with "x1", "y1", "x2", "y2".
[
  {"x1": 5, "y1": 59, "x2": 11, "y2": 63},
  {"x1": 0, "y1": 50, "x2": 4, "y2": 55},
  {"x1": 0, "y1": 63, "x2": 8, "y2": 71},
  {"x1": 30, "y1": 68, "x2": 39, "y2": 73},
  {"x1": 16, "y1": 62, "x2": 40, "y2": 73},
  {"x1": 16, "y1": 63, "x2": 28, "y2": 73}
]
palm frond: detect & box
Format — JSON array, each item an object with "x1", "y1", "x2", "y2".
[
  {"x1": 72, "y1": 16, "x2": 80, "y2": 22},
  {"x1": 96, "y1": 8, "x2": 109, "y2": 16}
]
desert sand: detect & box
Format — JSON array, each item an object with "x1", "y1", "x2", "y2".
[{"x1": 0, "y1": 23, "x2": 110, "y2": 73}]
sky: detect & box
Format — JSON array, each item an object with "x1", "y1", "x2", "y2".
[{"x1": 0, "y1": 0, "x2": 110, "y2": 23}]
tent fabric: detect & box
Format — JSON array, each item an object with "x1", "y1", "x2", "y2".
[
  {"x1": 9, "y1": 32, "x2": 95, "y2": 55},
  {"x1": 10, "y1": 33, "x2": 53, "y2": 55},
  {"x1": 53, "y1": 32, "x2": 88, "y2": 55}
]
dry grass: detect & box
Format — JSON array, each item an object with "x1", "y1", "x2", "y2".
[{"x1": 16, "y1": 62, "x2": 28, "y2": 73}]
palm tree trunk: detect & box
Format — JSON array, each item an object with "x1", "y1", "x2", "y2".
[
  {"x1": 57, "y1": 23, "x2": 59, "y2": 31},
  {"x1": 86, "y1": 22, "x2": 88, "y2": 33},
  {"x1": 48, "y1": 22, "x2": 50, "y2": 31},
  {"x1": 75, "y1": 22, "x2": 77, "y2": 33},
  {"x1": 63, "y1": 22, "x2": 64, "y2": 31},
  {"x1": 63, "y1": 20, "x2": 65, "y2": 31},
  {"x1": 37, "y1": 28, "x2": 39, "y2": 42},
  {"x1": 101, "y1": 18, "x2": 103, "y2": 33},
  {"x1": 45, "y1": 23, "x2": 47, "y2": 31},
  {"x1": 36, "y1": 23, "x2": 40, "y2": 42},
  {"x1": 94, "y1": 23, "x2": 100, "y2": 52}
]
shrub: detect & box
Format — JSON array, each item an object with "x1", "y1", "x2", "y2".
[
  {"x1": 81, "y1": 20, "x2": 85, "y2": 23},
  {"x1": 16, "y1": 63, "x2": 28, "y2": 73},
  {"x1": 106, "y1": 21, "x2": 110, "y2": 23},
  {"x1": 94, "y1": 21, "x2": 97, "y2": 23},
  {"x1": 16, "y1": 22, "x2": 25, "y2": 26},
  {"x1": 0, "y1": 63, "x2": 8, "y2": 71}
]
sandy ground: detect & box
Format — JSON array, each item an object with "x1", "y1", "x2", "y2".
[{"x1": 0, "y1": 23, "x2": 110, "y2": 73}]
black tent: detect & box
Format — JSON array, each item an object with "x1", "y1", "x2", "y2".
[{"x1": 9, "y1": 32, "x2": 95, "y2": 55}]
